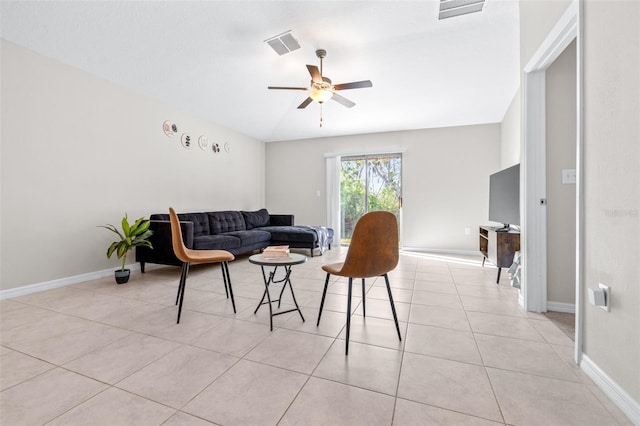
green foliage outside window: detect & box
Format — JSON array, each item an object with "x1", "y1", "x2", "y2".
[{"x1": 340, "y1": 155, "x2": 401, "y2": 243}]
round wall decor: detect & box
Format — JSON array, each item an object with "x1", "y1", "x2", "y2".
[
  {"x1": 181, "y1": 133, "x2": 193, "y2": 149},
  {"x1": 224, "y1": 142, "x2": 231, "y2": 153},
  {"x1": 198, "y1": 135, "x2": 210, "y2": 150},
  {"x1": 163, "y1": 120, "x2": 178, "y2": 137}
]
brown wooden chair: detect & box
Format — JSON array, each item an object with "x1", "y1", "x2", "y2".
[
  {"x1": 169, "y1": 207, "x2": 236, "y2": 323},
  {"x1": 316, "y1": 210, "x2": 402, "y2": 355}
]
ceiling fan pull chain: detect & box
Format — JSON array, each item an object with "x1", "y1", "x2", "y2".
[{"x1": 320, "y1": 104, "x2": 323, "y2": 127}]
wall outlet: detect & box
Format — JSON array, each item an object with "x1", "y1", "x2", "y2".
[
  {"x1": 562, "y1": 169, "x2": 576, "y2": 184},
  {"x1": 465, "y1": 226, "x2": 471, "y2": 235}
]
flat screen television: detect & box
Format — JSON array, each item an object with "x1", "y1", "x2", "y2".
[{"x1": 489, "y1": 163, "x2": 520, "y2": 230}]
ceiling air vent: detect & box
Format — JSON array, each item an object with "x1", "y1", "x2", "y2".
[
  {"x1": 439, "y1": 0, "x2": 485, "y2": 20},
  {"x1": 265, "y1": 30, "x2": 301, "y2": 55}
]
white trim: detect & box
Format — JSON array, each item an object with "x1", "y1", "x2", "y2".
[
  {"x1": 326, "y1": 156, "x2": 342, "y2": 242},
  {"x1": 400, "y1": 247, "x2": 481, "y2": 257},
  {"x1": 574, "y1": 0, "x2": 585, "y2": 367},
  {"x1": 523, "y1": 2, "x2": 579, "y2": 73},
  {"x1": 522, "y1": 0, "x2": 578, "y2": 315},
  {"x1": 522, "y1": 69, "x2": 548, "y2": 313},
  {"x1": 0, "y1": 262, "x2": 144, "y2": 300},
  {"x1": 581, "y1": 355, "x2": 640, "y2": 425},
  {"x1": 546, "y1": 301, "x2": 575, "y2": 313}
]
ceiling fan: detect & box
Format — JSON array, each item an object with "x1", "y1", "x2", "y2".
[{"x1": 268, "y1": 49, "x2": 373, "y2": 110}]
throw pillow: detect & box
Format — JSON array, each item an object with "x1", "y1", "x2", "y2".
[{"x1": 242, "y1": 209, "x2": 270, "y2": 230}]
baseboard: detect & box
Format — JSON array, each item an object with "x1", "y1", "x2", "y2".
[
  {"x1": 580, "y1": 354, "x2": 640, "y2": 425},
  {"x1": 0, "y1": 262, "x2": 142, "y2": 300},
  {"x1": 401, "y1": 247, "x2": 481, "y2": 257},
  {"x1": 546, "y1": 301, "x2": 576, "y2": 313}
]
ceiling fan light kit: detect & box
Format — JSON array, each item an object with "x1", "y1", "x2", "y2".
[
  {"x1": 309, "y1": 77, "x2": 334, "y2": 103},
  {"x1": 268, "y1": 49, "x2": 372, "y2": 126}
]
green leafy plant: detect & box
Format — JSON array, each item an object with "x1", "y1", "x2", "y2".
[{"x1": 99, "y1": 214, "x2": 153, "y2": 271}]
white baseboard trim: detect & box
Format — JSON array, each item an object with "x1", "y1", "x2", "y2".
[
  {"x1": 0, "y1": 262, "x2": 142, "y2": 300},
  {"x1": 546, "y1": 301, "x2": 576, "y2": 313},
  {"x1": 581, "y1": 354, "x2": 640, "y2": 425},
  {"x1": 401, "y1": 247, "x2": 481, "y2": 257}
]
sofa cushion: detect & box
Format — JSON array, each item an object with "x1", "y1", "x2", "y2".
[
  {"x1": 224, "y1": 230, "x2": 271, "y2": 246},
  {"x1": 193, "y1": 234, "x2": 241, "y2": 250},
  {"x1": 207, "y1": 211, "x2": 246, "y2": 234},
  {"x1": 149, "y1": 213, "x2": 210, "y2": 237},
  {"x1": 178, "y1": 213, "x2": 210, "y2": 237},
  {"x1": 259, "y1": 226, "x2": 318, "y2": 243},
  {"x1": 241, "y1": 209, "x2": 270, "y2": 230}
]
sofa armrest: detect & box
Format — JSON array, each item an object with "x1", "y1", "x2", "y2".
[
  {"x1": 135, "y1": 220, "x2": 194, "y2": 268},
  {"x1": 269, "y1": 214, "x2": 294, "y2": 226}
]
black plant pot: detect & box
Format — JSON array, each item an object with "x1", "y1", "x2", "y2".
[{"x1": 114, "y1": 269, "x2": 130, "y2": 284}]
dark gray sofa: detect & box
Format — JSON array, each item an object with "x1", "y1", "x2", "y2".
[{"x1": 136, "y1": 209, "x2": 332, "y2": 271}]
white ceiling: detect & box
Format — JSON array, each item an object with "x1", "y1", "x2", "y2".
[{"x1": 0, "y1": 1, "x2": 520, "y2": 142}]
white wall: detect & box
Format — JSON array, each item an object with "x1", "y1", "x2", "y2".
[
  {"x1": 582, "y1": 0, "x2": 639, "y2": 403},
  {"x1": 0, "y1": 40, "x2": 265, "y2": 291},
  {"x1": 520, "y1": 0, "x2": 574, "y2": 75},
  {"x1": 519, "y1": 0, "x2": 640, "y2": 411},
  {"x1": 546, "y1": 40, "x2": 576, "y2": 306},
  {"x1": 500, "y1": 89, "x2": 521, "y2": 168},
  {"x1": 265, "y1": 124, "x2": 501, "y2": 252}
]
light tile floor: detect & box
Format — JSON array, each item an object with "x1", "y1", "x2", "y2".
[{"x1": 0, "y1": 248, "x2": 632, "y2": 425}]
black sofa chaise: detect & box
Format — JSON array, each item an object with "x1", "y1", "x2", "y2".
[{"x1": 136, "y1": 209, "x2": 333, "y2": 271}]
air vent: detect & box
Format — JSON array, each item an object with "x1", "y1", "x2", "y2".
[
  {"x1": 439, "y1": 0, "x2": 484, "y2": 20},
  {"x1": 265, "y1": 30, "x2": 301, "y2": 55}
]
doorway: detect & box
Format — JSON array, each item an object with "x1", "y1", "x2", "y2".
[
  {"x1": 522, "y1": 1, "x2": 581, "y2": 362},
  {"x1": 339, "y1": 153, "x2": 402, "y2": 244}
]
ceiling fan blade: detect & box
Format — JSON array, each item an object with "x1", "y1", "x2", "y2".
[
  {"x1": 334, "y1": 80, "x2": 373, "y2": 91},
  {"x1": 297, "y1": 97, "x2": 313, "y2": 109},
  {"x1": 268, "y1": 86, "x2": 308, "y2": 91},
  {"x1": 306, "y1": 65, "x2": 322, "y2": 83},
  {"x1": 331, "y1": 93, "x2": 356, "y2": 108}
]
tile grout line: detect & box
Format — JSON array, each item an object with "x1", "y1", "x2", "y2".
[{"x1": 448, "y1": 259, "x2": 507, "y2": 425}]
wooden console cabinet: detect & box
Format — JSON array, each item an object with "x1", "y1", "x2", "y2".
[{"x1": 479, "y1": 226, "x2": 520, "y2": 283}]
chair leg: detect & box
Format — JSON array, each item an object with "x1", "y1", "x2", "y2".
[
  {"x1": 384, "y1": 274, "x2": 402, "y2": 341},
  {"x1": 316, "y1": 273, "x2": 331, "y2": 326},
  {"x1": 223, "y1": 261, "x2": 236, "y2": 314},
  {"x1": 221, "y1": 264, "x2": 229, "y2": 299},
  {"x1": 345, "y1": 277, "x2": 353, "y2": 355},
  {"x1": 361, "y1": 278, "x2": 366, "y2": 317},
  {"x1": 176, "y1": 262, "x2": 190, "y2": 324},
  {"x1": 175, "y1": 263, "x2": 189, "y2": 305}
]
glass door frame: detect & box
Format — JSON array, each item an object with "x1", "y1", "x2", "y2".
[{"x1": 339, "y1": 152, "x2": 403, "y2": 246}]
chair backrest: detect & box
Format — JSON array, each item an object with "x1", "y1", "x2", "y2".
[
  {"x1": 169, "y1": 207, "x2": 189, "y2": 263},
  {"x1": 339, "y1": 211, "x2": 399, "y2": 278}
]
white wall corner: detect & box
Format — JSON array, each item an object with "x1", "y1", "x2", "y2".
[{"x1": 580, "y1": 354, "x2": 640, "y2": 425}]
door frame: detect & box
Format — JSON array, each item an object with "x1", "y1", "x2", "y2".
[
  {"x1": 521, "y1": 0, "x2": 582, "y2": 363},
  {"x1": 338, "y1": 152, "x2": 403, "y2": 245}
]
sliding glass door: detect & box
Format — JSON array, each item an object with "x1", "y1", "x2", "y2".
[{"x1": 340, "y1": 153, "x2": 402, "y2": 244}]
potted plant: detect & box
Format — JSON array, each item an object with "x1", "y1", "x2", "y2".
[{"x1": 100, "y1": 214, "x2": 153, "y2": 284}]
